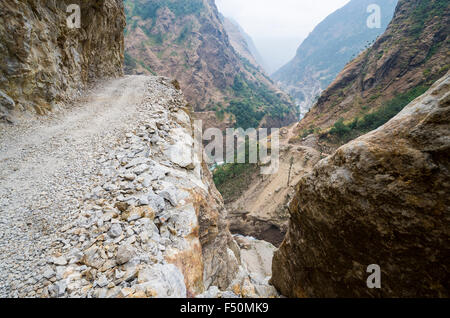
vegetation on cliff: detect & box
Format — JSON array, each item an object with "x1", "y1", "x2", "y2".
[
  {"x1": 273, "y1": 0, "x2": 398, "y2": 110},
  {"x1": 213, "y1": 162, "x2": 258, "y2": 203},
  {"x1": 228, "y1": 76, "x2": 294, "y2": 129},
  {"x1": 129, "y1": 0, "x2": 205, "y2": 19}
]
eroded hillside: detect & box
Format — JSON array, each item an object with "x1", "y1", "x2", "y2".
[
  {"x1": 219, "y1": 124, "x2": 322, "y2": 247},
  {"x1": 295, "y1": 0, "x2": 450, "y2": 147},
  {"x1": 221, "y1": 15, "x2": 267, "y2": 72},
  {"x1": 0, "y1": 0, "x2": 125, "y2": 120}
]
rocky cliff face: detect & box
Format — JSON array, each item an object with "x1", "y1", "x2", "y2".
[
  {"x1": 271, "y1": 72, "x2": 450, "y2": 297},
  {"x1": 124, "y1": 0, "x2": 297, "y2": 129},
  {"x1": 0, "y1": 0, "x2": 125, "y2": 120},
  {"x1": 273, "y1": 0, "x2": 398, "y2": 115},
  {"x1": 296, "y1": 0, "x2": 449, "y2": 134}
]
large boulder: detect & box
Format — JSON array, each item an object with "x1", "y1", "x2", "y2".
[{"x1": 271, "y1": 72, "x2": 450, "y2": 297}]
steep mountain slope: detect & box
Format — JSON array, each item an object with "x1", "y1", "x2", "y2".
[
  {"x1": 0, "y1": 0, "x2": 278, "y2": 298},
  {"x1": 295, "y1": 0, "x2": 449, "y2": 140},
  {"x1": 271, "y1": 71, "x2": 450, "y2": 298},
  {"x1": 273, "y1": 0, "x2": 398, "y2": 114},
  {"x1": 221, "y1": 15, "x2": 267, "y2": 71},
  {"x1": 0, "y1": 0, "x2": 125, "y2": 121},
  {"x1": 124, "y1": 0, "x2": 297, "y2": 129}
]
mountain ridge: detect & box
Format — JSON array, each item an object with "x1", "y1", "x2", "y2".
[
  {"x1": 293, "y1": 0, "x2": 449, "y2": 150},
  {"x1": 273, "y1": 0, "x2": 398, "y2": 115},
  {"x1": 124, "y1": 0, "x2": 298, "y2": 129}
]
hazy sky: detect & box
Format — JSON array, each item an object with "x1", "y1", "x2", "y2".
[{"x1": 216, "y1": 0, "x2": 350, "y2": 73}]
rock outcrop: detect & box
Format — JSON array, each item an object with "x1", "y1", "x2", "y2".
[
  {"x1": 220, "y1": 15, "x2": 267, "y2": 72},
  {"x1": 198, "y1": 235, "x2": 278, "y2": 298},
  {"x1": 0, "y1": 0, "x2": 125, "y2": 119},
  {"x1": 271, "y1": 72, "x2": 450, "y2": 297},
  {"x1": 0, "y1": 74, "x2": 276, "y2": 298}
]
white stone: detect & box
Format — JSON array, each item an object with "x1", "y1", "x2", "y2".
[
  {"x1": 96, "y1": 275, "x2": 109, "y2": 288},
  {"x1": 196, "y1": 286, "x2": 220, "y2": 298},
  {"x1": 43, "y1": 267, "x2": 55, "y2": 280},
  {"x1": 159, "y1": 187, "x2": 178, "y2": 207}
]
